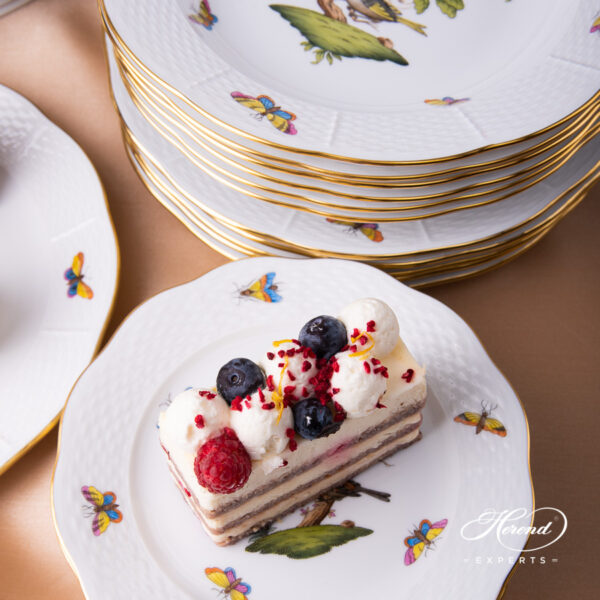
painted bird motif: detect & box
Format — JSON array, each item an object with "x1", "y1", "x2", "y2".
[{"x1": 345, "y1": 0, "x2": 427, "y2": 35}]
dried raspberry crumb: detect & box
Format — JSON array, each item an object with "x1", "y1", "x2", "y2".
[
  {"x1": 363, "y1": 361, "x2": 371, "y2": 374},
  {"x1": 258, "y1": 388, "x2": 265, "y2": 403},
  {"x1": 278, "y1": 362, "x2": 285, "y2": 368},
  {"x1": 401, "y1": 369, "x2": 414, "y2": 383},
  {"x1": 230, "y1": 396, "x2": 243, "y2": 411},
  {"x1": 352, "y1": 328, "x2": 360, "y2": 339},
  {"x1": 281, "y1": 460, "x2": 288, "y2": 467},
  {"x1": 333, "y1": 401, "x2": 347, "y2": 423},
  {"x1": 359, "y1": 335, "x2": 368, "y2": 345},
  {"x1": 376, "y1": 401, "x2": 387, "y2": 409},
  {"x1": 266, "y1": 375, "x2": 275, "y2": 391},
  {"x1": 288, "y1": 439, "x2": 298, "y2": 451},
  {"x1": 331, "y1": 387, "x2": 340, "y2": 394},
  {"x1": 184, "y1": 488, "x2": 191, "y2": 497},
  {"x1": 207, "y1": 393, "x2": 216, "y2": 400},
  {"x1": 302, "y1": 360, "x2": 312, "y2": 372},
  {"x1": 266, "y1": 352, "x2": 275, "y2": 360},
  {"x1": 371, "y1": 358, "x2": 381, "y2": 365},
  {"x1": 261, "y1": 402, "x2": 275, "y2": 410},
  {"x1": 302, "y1": 386, "x2": 309, "y2": 397},
  {"x1": 244, "y1": 400, "x2": 252, "y2": 409},
  {"x1": 292, "y1": 339, "x2": 301, "y2": 346},
  {"x1": 284, "y1": 385, "x2": 296, "y2": 394},
  {"x1": 194, "y1": 428, "x2": 251, "y2": 494},
  {"x1": 332, "y1": 360, "x2": 340, "y2": 373},
  {"x1": 277, "y1": 350, "x2": 285, "y2": 358},
  {"x1": 308, "y1": 349, "x2": 316, "y2": 358},
  {"x1": 350, "y1": 345, "x2": 358, "y2": 353},
  {"x1": 340, "y1": 344, "x2": 349, "y2": 352},
  {"x1": 366, "y1": 320, "x2": 376, "y2": 332},
  {"x1": 285, "y1": 428, "x2": 295, "y2": 439},
  {"x1": 287, "y1": 371, "x2": 296, "y2": 381},
  {"x1": 194, "y1": 414, "x2": 205, "y2": 428}
]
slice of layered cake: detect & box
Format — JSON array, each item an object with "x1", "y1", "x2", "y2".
[{"x1": 159, "y1": 298, "x2": 426, "y2": 545}]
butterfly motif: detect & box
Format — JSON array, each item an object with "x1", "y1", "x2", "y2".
[
  {"x1": 591, "y1": 16, "x2": 600, "y2": 33},
  {"x1": 454, "y1": 403, "x2": 507, "y2": 437},
  {"x1": 404, "y1": 518, "x2": 448, "y2": 565},
  {"x1": 64, "y1": 252, "x2": 94, "y2": 299},
  {"x1": 81, "y1": 485, "x2": 122, "y2": 536},
  {"x1": 326, "y1": 218, "x2": 384, "y2": 243},
  {"x1": 239, "y1": 272, "x2": 282, "y2": 303},
  {"x1": 424, "y1": 97, "x2": 470, "y2": 106},
  {"x1": 189, "y1": 1, "x2": 218, "y2": 30},
  {"x1": 231, "y1": 92, "x2": 297, "y2": 135},
  {"x1": 205, "y1": 567, "x2": 252, "y2": 600}
]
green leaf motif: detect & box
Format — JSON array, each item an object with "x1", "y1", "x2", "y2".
[
  {"x1": 414, "y1": 0, "x2": 430, "y2": 14},
  {"x1": 270, "y1": 4, "x2": 408, "y2": 65},
  {"x1": 245, "y1": 525, "x2": 373, "y2": 559},
  {"x1": 436, "y1": 0, "x2": 465, "y2": 18}
]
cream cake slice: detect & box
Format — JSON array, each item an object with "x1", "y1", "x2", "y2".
[{"x1": 159, "y1": 298, "x2": 426, "y2": 545}]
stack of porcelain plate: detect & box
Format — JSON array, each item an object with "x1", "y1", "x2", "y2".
[{"x1": 100, "y1": 0, "x2": 600, "y2": 287}]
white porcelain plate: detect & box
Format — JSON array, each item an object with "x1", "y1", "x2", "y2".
[
  {"x1": 0, "y1": 85, "x2": 119, "y2": 473},
  {"x1": 53, "y1": 258, "x2": 532, "y2": 599},
  {"x1": 108, "y1": 49, "x2": 600, "y2": 259},
  {"x1": 102, "y1": 0, "x2": 599, "y2": 162}
]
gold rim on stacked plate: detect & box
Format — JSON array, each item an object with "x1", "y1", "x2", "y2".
[{"x1": 99, "y1": 0, "x2": 600, "y2": 286}]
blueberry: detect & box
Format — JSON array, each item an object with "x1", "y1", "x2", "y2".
[
  {"x1": 298, "y1": 315, "x2": 347, "y2": 360},
  {"x1": 292, "y1": 398, "x2": 341, "y2": 440},
  {"x1": 216, "y1": 358, "x2": 265, "y2": 405}
]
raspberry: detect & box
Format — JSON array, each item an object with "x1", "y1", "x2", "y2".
[{"x1": 194, "y1": 428, "x2": 251, "y2": 494}]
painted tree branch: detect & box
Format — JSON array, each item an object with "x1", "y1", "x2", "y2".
[{"x1": 317, "y1": 0, "x2": 347, "y2": 23}]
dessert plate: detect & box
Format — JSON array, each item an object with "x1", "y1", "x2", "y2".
[
  {"x1": 53, "y1": 258, "x2": 532, "y2": 599},
  {"x1": 101, "y1": 0, "x2": 598, "y2": 163},
  {"x1": 0, "y1": 85, "x2": 119, "y2": 474}
]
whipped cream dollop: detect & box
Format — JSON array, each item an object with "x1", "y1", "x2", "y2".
[
  {"x1": 261, "y1": 340, "x2": 319, "y2": 399},
  {"x1": 330, "y1": 352, "x2": 388, "y2": 418},
  {"x1": 229, "y1": 389, "x2": 294, "y2": 461},
  {"x1": 159, "y1": 388, "x2": 230, "y2": 453},
  {"x1": 339, "y1": 298, "x2": 399, "y2": 357}
]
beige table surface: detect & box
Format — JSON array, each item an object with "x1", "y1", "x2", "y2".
[{"x1": 0, "y1": 1, "x2": 598, "y2": 598}]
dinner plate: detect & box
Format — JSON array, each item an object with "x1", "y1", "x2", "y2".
[
  {"x1": 124, "y1": 129, "x2": 599, "y2": 271},
  {"x1": 101, "y1": 0, "x2": 598, "y2": 163},
  {"x1": 110, "y1": 35, "x2": 600, "y2": 185},
  {"x1": 53, "y1": 258, "x2": 532, "y2": 599},
  {"x1": 117, "y1": 57, "x2": 598, "y2": 210},
  {"x1": 0, "y1": 85, "x2": 119, "y2": 474},
  {"x1": 109, "y1": 51, "x2": 600, "y2": 258}
]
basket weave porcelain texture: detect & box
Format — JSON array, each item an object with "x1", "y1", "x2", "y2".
[
  {"x1": 53, "y1": 258, "x2": 532, "y2": 600},
  {"x1": 102, "y1": 0, "x2": 599, "y2": 162},
  {"x1": 0, "y1": 84, "x2": 118, "y2": 472},
  {"x1": 108, "y1": 49, "x2": 600, "y2": 260}
]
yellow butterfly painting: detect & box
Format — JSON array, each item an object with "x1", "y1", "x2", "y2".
[
  {"x1": 404, "y1": 518, "x2": 448, "y2": 565},
  {"x1": 205, "y1": 567, "x2": 251, "y2": 600},
  {"x1": 64, "y1": 252, "x2": 94, "y2": 299},
  {"x1": 239, "y1": 272, "x2": 282, "y2": 303},
  {"x1": 81, "y1": 485, "x2": 122, "y2": 536},
  {"x1": 425, "y1": 96, "x2": 469, "y2": 106},
  {"x1": 231, "y1": 92, "x2": 297, "y2": 134},
  {"x1": 454, "y1": 404, "x2": 507, "y2": 437}
]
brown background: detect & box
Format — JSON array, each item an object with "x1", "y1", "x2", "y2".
[{"x1": 0, "y1": 1, "x2": 598, "y2": 598}]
